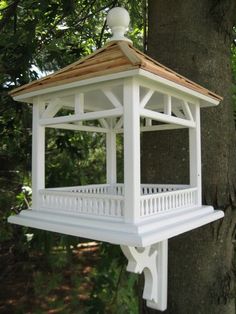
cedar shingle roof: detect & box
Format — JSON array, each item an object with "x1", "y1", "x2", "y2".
[{"x1": 10, "y1": 41, "x2": 222, "y2": 102}]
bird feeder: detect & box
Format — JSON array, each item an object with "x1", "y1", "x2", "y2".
[{"x1": 8, "y1": 7, "x2": 224, "y2": 311}]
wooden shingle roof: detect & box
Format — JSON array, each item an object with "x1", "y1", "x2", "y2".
[{"x1": 10, "y1": 41, "x2": 222, "y2": 102}]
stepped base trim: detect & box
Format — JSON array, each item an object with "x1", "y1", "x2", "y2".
[{"x1": 8, "y1": 206, "x2": 224, "y2": 246}]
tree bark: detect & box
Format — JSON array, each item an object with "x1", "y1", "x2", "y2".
[{"x1": 141, "y1": 1, "x2": 236, "y2": 313}]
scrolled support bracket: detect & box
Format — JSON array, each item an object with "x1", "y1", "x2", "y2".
[{"x1": 120, "y1": 240, "x2": 168, "y2": 311}]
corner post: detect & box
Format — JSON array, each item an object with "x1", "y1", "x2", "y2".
[
  {"x1": 32, "y1": 97, "x2": 45, "y2": 209},
  {"x1": 189, "y1": 102, "x2": 201, "y2": 205},
  {"x1": 106, "y1": 119, "x2": 117, "y2": 184},
  {"x1": 123, "y1": 78, "x2": 140, "y2": 223}
]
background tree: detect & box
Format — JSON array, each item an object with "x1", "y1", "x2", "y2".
[{"x1": 141, "y1": 1, "x2": 236, "y2": 313}]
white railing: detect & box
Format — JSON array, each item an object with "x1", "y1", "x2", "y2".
[
  {"x1": 49, "y1": 184, "x2": 124, "y2": 196},
  {"x1": 140, "y1": 188, "x2": 197, "y2": 217},
  {"x1": 38, "y1": 184, "x2": 198, "y2": 220},
  {"x1": 141, "y1": 184, "x2": 188, "y2": 195},
  {"x1": 39, "y1": 189, "x2": 124, "y2": 218}
]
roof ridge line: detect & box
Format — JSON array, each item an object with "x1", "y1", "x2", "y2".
[{"x1": 117, "y1": 41, "x2": 143, "y2": 66}]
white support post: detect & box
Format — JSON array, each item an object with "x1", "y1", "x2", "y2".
[
  {"x1": 32, "y1": 97, "x2": 45, "y2": 209},
  {"x1": 75, "y1": 93, "x2": 84, "y2": 114},
  {"x1": 164, "y1": 94, "x2": 172, "y2": 115},
  {"x1": 123, "y1": 78, "x2": 140, "y2": 223},
  {"x1": 189, "y1": 102, "x2": 202, "y2": 205},
  {"x1": 106, "y1": 119, "x2": 117, "y2": 184},
  {"x1": 75, "y1": 93, "x2": 84, "y2": 125}
]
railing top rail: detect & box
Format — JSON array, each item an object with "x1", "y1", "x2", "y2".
[
  {"x1": 47, "y1": 184, "x2": 112, "y2": 191},
  {"x1": 39, "y1": 189, "x2": 124, "y2": 200},
  {"x1": 140, "y1": 187, "x2": 198, "y2": 200},
  {"x1": 140, "y1": 184, "x2": 190, "y2": 188}
]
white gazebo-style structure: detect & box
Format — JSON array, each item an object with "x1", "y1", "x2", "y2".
[{"x1": 8, "y1": 7, "x2": 224, "y2": 311}]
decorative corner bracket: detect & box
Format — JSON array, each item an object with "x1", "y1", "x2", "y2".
[{"x1": 120, "y1": 240, "x2": 168, "y2": 311}]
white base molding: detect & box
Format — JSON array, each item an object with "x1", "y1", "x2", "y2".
[
  {"x1": 8, "y1": 205, "x2": 224, "y2": 247},
  {"x1": 121, "y1": 241, "x2": 168, "y2": 311}
]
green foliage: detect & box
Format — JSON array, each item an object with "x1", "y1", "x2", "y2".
[
  {"x1": 45, "y1": 128, "x2": 106, "y2": 187},
  {"x1": 87, "y1": 244, "x2": 138, "y2": 314}
]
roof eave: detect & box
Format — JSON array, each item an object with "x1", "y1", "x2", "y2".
[
  {"x1": 12, "y1": 68, "x2": 221, "y2": 108},
  {"x1": 12, "y1": 69, "x2": 141, "y2": 103},
  {"x1": 138, "y1": 69, "x2": 221, "y2": 107}
]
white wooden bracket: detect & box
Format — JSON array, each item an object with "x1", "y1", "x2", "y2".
[{"x1": 121, "y1": 240, "x2": 168, "y2": 311}]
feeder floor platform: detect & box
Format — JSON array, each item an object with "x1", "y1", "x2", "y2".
[{"x1": 8, "y1": 205, "x2": 223, "y2": 246}]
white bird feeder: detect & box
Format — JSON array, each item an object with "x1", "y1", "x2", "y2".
[{"x1": 8, "y1": 7, "x2": 224, "y2": 311}]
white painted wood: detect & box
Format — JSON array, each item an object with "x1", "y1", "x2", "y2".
[
  {"x1": 13, "y1": 68, "x2": 220, "y2": 108},
  {"x1": 140, "y1": 89, "x2": 154, "y2": 108},
  {"x1": 182, "y1": 100, "x2": 194, "y2": 121},
  {"x1": 172, "y1": 107, "x2": 186, "y2": 119},
  {"x1": 106, "y1": 119, "x2": 117, "y2": 184},
  {"x1": 32, "y1": 97, "x2": 45, "y2": 209},
  {"x1": 146, "y1": 240, "x2": 168, "y2": 311},
  {"x1": 121, "y1": 242, "x2": 167, "y2": 310},
  {"x1": 189, "y1": 102, "x2": 202, "y2": 205},
  {"x1": 137, "y1": 70, "x2": 220, "y2": 106},
  {"x1": 41, "y1": 100, "x2": 62, "y2": 118},
  {"x1": 123, "y1": 78, "x2": 140, "y2": 223},
  {"x1": 75, "y1": 93, "x2": 84, "y2": 126},
  {"x1": 140, "y1": 108, "x2": 196, "y2": 128},
  {"x1": 40, "y1": 108, "x2": 123, "y2": 125},
  {"x1": 102, "y1": 88, "x2": 122, "y2": 108},
  {"x1": 13, "y1": 70, "x2": 140, "y2": 103},
  {"x1": 163, "y1": 94, "x2": 171, "y2": 115},
  {"x1": 8, "y1": 205, "x2": 224, "y2": 247},
  {"x1": 46, "y1": 123, "x2": 109, "y2": 133},
  {"x1": 114, "y1": 123, "x2": 186, "y2": 133},
  {"x1": 74, "y1": 93, "x2": 84, "y2": 114},
  {"x1": 99, "y1": 118, "x2": 110, "y2": 129},
  {"x1": 141, "y1": 124, "x2": 185, "y2": 132},
  {"x1": 145, "y1": 118, "x2": 152, "y2": 127},
  {"x1": 114, "y1": 117, "x2": 123, "y2": 129},
  {"x1": 107, "y1": 7, "x2": 132, "y2": 43},
  {"x1": 140, "y1": 188, "x2": 198, "y2": 216}
]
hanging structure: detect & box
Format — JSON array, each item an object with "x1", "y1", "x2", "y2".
[{"x1": 8, "y1": 7, "x2": 224, "y2": 311}]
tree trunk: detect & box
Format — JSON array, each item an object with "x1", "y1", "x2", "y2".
[{"x1": 141, "y1": 1, "x2": 236, "y2": 313}]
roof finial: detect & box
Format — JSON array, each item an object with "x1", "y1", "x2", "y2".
[{"x1": 107, "y1": 7, "x2": 132, "y2": 44}]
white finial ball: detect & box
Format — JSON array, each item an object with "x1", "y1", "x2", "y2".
[
  {"x1": 107, "y1": 7, "x2": 130, "y2": 29},
  {"x1": 107, "y1": 7, "x2": 132, "y2": 43}
]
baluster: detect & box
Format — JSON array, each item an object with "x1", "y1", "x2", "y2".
[
  {"x1": 172, "y1": 194, "x2": 175, "y2": 209},
  {"x1": 95, "y1": 198, "x2": 99, "y2": 214},
  {"x1": 154, "y1": 197, "x2": 157, "y2": 213},
  {"x1": 152, "y1": 198, "x2": 155, "y2": 213},
  {"x1": 148, "y1": 199, "x2": 151, "y2": 214},
  {"x1": 184, "y1": 192, "x2": 187, "y2": 206},
  {"x1": 82, "y1": 197, "x2": 86, "y2": 213},
  {"x1": 104, "y1": 199, "x2": 109, "y2": 216},
  {"x1": 181, "y1": 193, "x2": 184, "y2": 207},
  {"x1": 121, "y1": 200, "x2": 124, "y2": 216},
  {"x1": 111, "y1": 199, "x2": 116, "y2": 216},
  {"x1": 161, "y1": 196, "x2": 164, "y2": 212},
  {"x1": 143, "y1": 199, "x2": 146, "y2": 215},
  {"x1": 140, "y1": 199, "x2": 143, "y2": 216},
  {"x1": 168, "y1": 195, "x2": 171, "y2": 210},
  {"x1": 116, "y1": 200, "x2": 120, "y2": 216}
]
